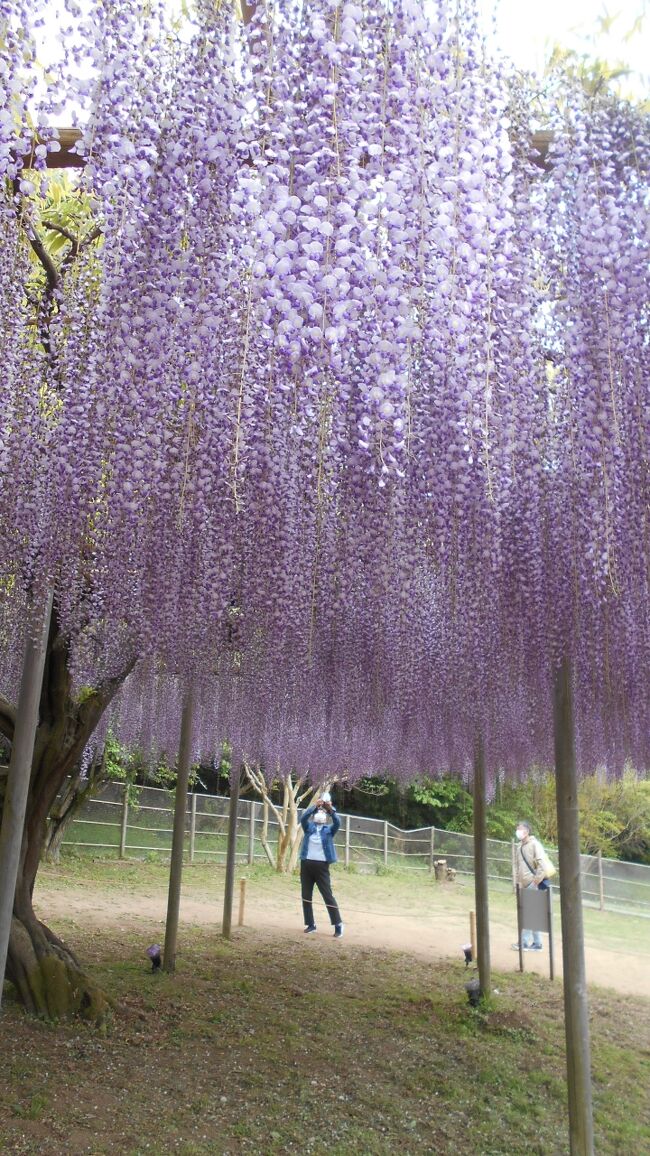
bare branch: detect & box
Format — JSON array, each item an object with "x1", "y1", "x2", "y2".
[
  {"x1": 24, "y1": 225, "x2": 60, "y2": 292},
  {"x1": 41, "y1": 220, "x2": 78, "y2": 246},
  {"x1": 239, "y1": 1, "x2": 257, "y2": 25}
]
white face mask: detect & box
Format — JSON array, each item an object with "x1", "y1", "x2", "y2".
[
  {"x1": 314, "y1": 810, "x2": 328, "y2": 825},
  {"x1": 516, "y1": 827, "x2": 527, "y2": 841}
]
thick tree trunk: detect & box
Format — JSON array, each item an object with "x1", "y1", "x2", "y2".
[
  {"x1": 7, "y1": 901, "x2": 112, "y2": 1023},
  {"x1": 43, "y1": 751, "x2": 106, "y2": 862},
  {"x1": 0, "y1": 606, "x2": 136, "y2": 1020}
]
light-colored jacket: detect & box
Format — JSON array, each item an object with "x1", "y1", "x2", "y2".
[{"x1": 515, "y1": 835, "x2": 548, "y2": 887}]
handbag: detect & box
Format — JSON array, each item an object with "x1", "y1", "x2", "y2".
[{"x1": 521, "y1": 841, "x2": 556, "y2": 886}]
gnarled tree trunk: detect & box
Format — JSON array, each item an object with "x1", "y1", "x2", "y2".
[
  {"x1": 43, "y1": 748, "x2": 106, "y2": 863},
  {"x1": 0, "y1": 607, "x2": 135, "y2": 1021}
]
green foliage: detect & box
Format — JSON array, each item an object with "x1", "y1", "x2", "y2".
[
  {"x1": 340, "y1": 774, "x2": 472, "y2": 831},
  {"x1": 104, "y1": 733, "x2": 202, "y2": 806},
  {"x1": 74, "y1": 684, "x2": 97, "y2": 705},
  {"x1": 544, "y1": 7, "x2": 648, "y2": 109},
  {"x1": 343, "y1": 767, "x2": 650, "y2": 864},
  {"x1": 410, "y1": 775, "x2": 473, "y2": 831},
  {"x1": 103, "y1": 734, "x2": 140, "y2": 807},
  {"x1": 485, "y1": 768, "x2": 650, "y2": 864}
]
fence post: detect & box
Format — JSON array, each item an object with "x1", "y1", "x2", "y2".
[
  {"x1": 383, "y1": 821, "x2": 388, "y2": 866},
  {"x1": 248, "y1": 801, "x2": 256, "y2": 866},
  {"x1": 189, "y1": 792, "x2": 197, "y2": 864},
  {"x1": 429, "y1": 827, "x2": 435, "y2": 874},
  {"x1": 119, "y1": 785, "x2": 129, "y2": 859},
  {"x1": 344, "y1": 814, "x2": 350, "y2": 868},
  {"x1": 470, "y1": 910, "x2": 477, "y2": 964},
  {"x1": 597, "y1": 851, "x2": 604, "y2": 911}
]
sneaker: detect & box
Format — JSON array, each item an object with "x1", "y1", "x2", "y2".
[
  {"x1": 511, "y1": 943, "x2": 533, "y2": 951},
  {"x1": 529, "y1": 943, "x2": 543, "y2": 951},
  {"x1": 333, "y1": 924, "x2": 344, "y2": 938},
  {"x1": 304, "y1": 925, "x2": 317, "y2": 934}
]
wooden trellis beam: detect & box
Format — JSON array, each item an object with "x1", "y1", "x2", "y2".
[{"x1": 16, "y1": 126, "x2": 554, "y2": 172}]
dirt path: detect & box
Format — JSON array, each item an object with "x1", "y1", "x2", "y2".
[{"x1": 35, "y1": 876, "x2": 650, "y2": 998}]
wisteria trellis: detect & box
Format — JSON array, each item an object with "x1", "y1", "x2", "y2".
[{"x1": 1, "y1": 0, "x2": 648, "y2": 784}]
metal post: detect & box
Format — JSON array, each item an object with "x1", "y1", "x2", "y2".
[
  {"x1": 163, "y1": 686, "x2": 195, "y2": 974},
  {"x1": 119, "y1": 786, "x2": 129, "y2": 858},
  {"x1": 0, "y1": 590, "x2": 53, "y2": 1010},
  {"x1": 429, "y1": 827, "x2": 435, "y2": 874},
  {"x1": 473, "y1": 732, "x2": 491, "y2": 1000},
  {"x1": 554, "y1": 657, "x2": 594, "y2": 1156},
  {"x1": 344, "y1": 814, "x2": 350, "y2": 867},
  {"x1": 383, "y1": 821, "x2": 388, "y2": 866},
  {"x1": 248, "y1": 801, "x2": 256, "y2": 866},
  {"x1": 597, "y1": 850, "x2": 604, "y2": 912},
  {"x1": 222, "y1": 768, "x2": 241, "y2": 939},
  {"x1": 189, "y1": 792, "x2": 197, "y2": 864}
]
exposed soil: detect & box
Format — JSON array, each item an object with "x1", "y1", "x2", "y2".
[{"x1": 34, "y1": 870, "x2": 649, "y2": 998}]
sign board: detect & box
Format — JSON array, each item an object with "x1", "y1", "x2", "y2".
[{"x1": 516, "y1": 884, "x2": 555, "y2": 980}]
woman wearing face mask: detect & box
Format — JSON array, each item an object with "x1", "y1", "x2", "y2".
[
  {"x1": 512, "y1": 821, "x2": 549, "y2": 951},
  {"x1": 299, "y1": 795, "x2": 344, "y2": 938}
]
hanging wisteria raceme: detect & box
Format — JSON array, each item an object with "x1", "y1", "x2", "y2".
[
  {"x1": 533, "y1": 87, "x2": 650, "y2": 773},
  {"x1": 0, "y1": 0, "x2": 63, "y2": 594},
  {"x1": 0, "y1": 0, "x2": 648, "y2": 786},
  {"x1": 70, "y1": 0, "x2": 250, "y2": 669}
]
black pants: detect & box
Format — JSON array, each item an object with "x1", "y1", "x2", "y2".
[{"x1": 301, "y1": 859, "x2": 341, "y2": 927}]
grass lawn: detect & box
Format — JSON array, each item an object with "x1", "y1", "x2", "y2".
[{"x1": 0, "y1": 858, "x2": 648, "y2": 1155}]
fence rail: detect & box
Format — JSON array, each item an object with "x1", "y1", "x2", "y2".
[{"x1": 59, "y1": 781, "x2": 650, "y2": 918}]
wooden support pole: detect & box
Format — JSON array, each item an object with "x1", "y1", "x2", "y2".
[
  {"x1": 238, "y1": 878, "x2": 246, "y2": 927},
  {"x1": 189, "y1": 792, "x2": 197, "y2": 864},
  {"x1": 119, "y1": 786, "x2": 129, "y2": 859},
  {"x1": 248, "y1": 801, "x2": 256, "y2": 866},
  {"x1": 472, "y1": 732, "x2": 491, "y2": 1000},
  {"x1": 469, "y1": 910, "x2": 477, "y2": 964},
  {"x1": 554, "y1": 657, "x2": 594, "y2": 1156},
  {"x1": 163, "y1": 686, "x2": 195, "y2": 974},
  {"x1": 222, "y1": 768, "x2": 241, "y2": 940},
  {"x1": 0, "y1": 590, "x2": 53, "y2": 1009}
]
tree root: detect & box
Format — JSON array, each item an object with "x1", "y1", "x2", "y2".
[{"x1": 6, "y1": 914, "x2": 113, "y2": 1025}]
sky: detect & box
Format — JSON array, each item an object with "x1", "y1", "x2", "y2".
[
  {"x1": 477, "y1": 0, "x2": 648, "y2": 95},
  {"x1": 34, "y1": 0, "x2": 649, "y2": 119}
]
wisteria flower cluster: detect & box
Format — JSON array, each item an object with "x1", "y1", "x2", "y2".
[{"x1": 0, "y1": 0, "x2": 648, "y2": 785}]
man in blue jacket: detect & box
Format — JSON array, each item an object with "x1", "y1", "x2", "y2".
[{"x1": 299, "y1": 797, "x2": 344, "y2": 938}]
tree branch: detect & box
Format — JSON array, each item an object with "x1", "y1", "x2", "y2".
[
  {"x1": 0, "y1": 694, "x2": 16, "y2": 743},
  {"x1": 41, "y1": 220, "x2": 78, "y2": 246},
  {"x1": 24, "y1": 224, "x2": 60, "y2": 293}
]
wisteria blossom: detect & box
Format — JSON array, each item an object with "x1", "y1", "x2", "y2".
[{"x1": 0, "y1": 0, "x2": 648, "y2": 785}]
